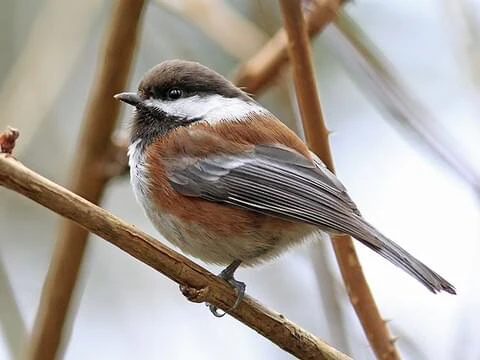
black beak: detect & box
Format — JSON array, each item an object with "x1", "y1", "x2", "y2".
[{"x1": 114, "y1": 92, "x2": 142, "y2": 107}]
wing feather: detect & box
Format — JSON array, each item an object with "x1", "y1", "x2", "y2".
[
  {"x1": 168, "y1": 144, "x2": 372, "y2": 241},
  {"x1": 166, "y1": 142, "x2": 455, "y2": 294}
]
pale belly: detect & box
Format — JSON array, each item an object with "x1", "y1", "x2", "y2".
[{"x1": 142, "y1": 202, "x2": 318, "y2": 265}]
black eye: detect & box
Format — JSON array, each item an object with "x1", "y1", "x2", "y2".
[{"x1": 167, "y1": 88, "x2": 183, "y2": 100}]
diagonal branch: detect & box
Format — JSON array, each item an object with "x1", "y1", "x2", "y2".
[
  {"x1": 278, "y1": 1, "x2": 400, "y2": 359},
  {"x1": 27, "y1": 1, "x2": 146, "y2": 360},
  {"x1": 233, "y1": 0, "x2": 344, "y2": 94},
  {"x1": 0, "y1": 152, "x2": 351, "y2": 360}
]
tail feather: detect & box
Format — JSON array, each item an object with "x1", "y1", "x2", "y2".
[{"x1": 358, "y1": 221, "x2": 456, "y2": 294}]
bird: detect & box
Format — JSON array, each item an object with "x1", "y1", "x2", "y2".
[{"x1": 115, "y1": 59, "x2": 456, "y2": 316}]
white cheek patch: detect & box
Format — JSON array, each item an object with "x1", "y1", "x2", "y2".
[{"x1": 145, "y1": 94, "x2": 268, "y2": 124}]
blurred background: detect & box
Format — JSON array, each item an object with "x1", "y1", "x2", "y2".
[{"x1": 1, "y1": 0, "x2": 479, "y2": 359}]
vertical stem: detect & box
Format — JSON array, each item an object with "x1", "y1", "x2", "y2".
[
  {"x1": 278, "y1": 1, "x2": 400, "y2": 359},
  {"x1": 0, "y1": 257, "x2": 27, "y2": 359},
  {"x1": 27, "y1": 1, "x2": 146, "y2": 359}
]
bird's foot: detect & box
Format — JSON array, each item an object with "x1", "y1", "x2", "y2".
[{"x1": 208, "y1": 260, "x2": 245, "y2": 317}]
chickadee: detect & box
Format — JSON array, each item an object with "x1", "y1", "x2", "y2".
[{"x1": 115, "y1": 60, "x2": 455, "y2": 315}]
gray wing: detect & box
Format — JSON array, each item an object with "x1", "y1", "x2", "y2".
[
  {"x1": 168, "y1": 144, "x2": 457, "y2": 294},
  {"x1": 168, "y1": 144, "x2": 375, "y2": 243}
]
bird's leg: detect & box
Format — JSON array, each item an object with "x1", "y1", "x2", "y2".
[{"x1": 209, "y1": 259, "x2": 245, "y2": 317}]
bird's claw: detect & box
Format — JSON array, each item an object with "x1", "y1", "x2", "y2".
[
  {"x1": 208, "y1": 277, "x2": 246, "y2": 317},
  {"x1": 208, "y1": 259, "x2": 245, "y2": 317}
]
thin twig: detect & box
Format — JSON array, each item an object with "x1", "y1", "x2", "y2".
[
  {"x1": 234, "y1": 0, "x2": 344, "y2": 94},
  {"x1": 278, "y1": 1, "x2": 400, "y2": 359},
  {"x1": 309, "y1": 244, "x2": 351, "y2": 353},
  {"x1": 27, "y1": 2, "x2": 146, "y2": 360},
  {"x1": 0, "y1": 151, "x2": 351, "y2": 360},
  {"x1": 0, "y1": 257, "x2": 27, "y2": 359}
]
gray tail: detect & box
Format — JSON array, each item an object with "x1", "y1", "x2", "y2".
[{"x1": 357, "y1": 221, "x2": 456, "y2": 294}]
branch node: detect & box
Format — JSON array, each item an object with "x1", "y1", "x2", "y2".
[
  {"x1": 327, "y1": 129, "x2": 336, "y2": 137},
  {"x1": 0, "y1": 127, "x2": 19, "y2": 155},
  {"x1": 390, "y1": 336, "x2": 400, "y2": 344},
  {"x1": 179, "y1": 284, "x2": 210, "y2": 304}
]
